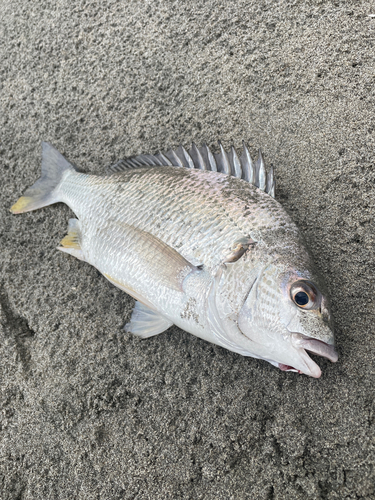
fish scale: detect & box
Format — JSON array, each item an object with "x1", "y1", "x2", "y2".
[
  {"x1": 60, "y1": 168, "x2": 275, "y2": 271},
  {"x1": 59, "y1": 166, "x2": 305, "y2": 318},
  {"x1": 67, "y1": 169, "x2": 283, "y2": 305}
]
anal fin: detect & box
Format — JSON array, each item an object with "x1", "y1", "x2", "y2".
[
  {"x1": 125, "y1": 301, "x2": 173, "y2": 338},
  {"x1": 57, "y1": 218, "x2": 85, "y2": 261}
]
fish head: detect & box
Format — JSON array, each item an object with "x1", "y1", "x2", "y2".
[{"x1": 237, "y1": 263, "x2": 338, "y2": 378}]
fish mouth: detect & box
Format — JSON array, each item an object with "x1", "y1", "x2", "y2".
[{"x1": 279, "y1": 333, "x2": 338, "y2": 378}]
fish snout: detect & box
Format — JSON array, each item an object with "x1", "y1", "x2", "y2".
[{"x1": 290, "y1": 332, "x2": 338, "y2": 363}]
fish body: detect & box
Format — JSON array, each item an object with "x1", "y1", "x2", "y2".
[{"x1": 11, "y1": 142, "x2": 338, "y2": 377}]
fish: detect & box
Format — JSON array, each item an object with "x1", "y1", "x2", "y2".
[{"x1": 10, "y1": 141, "x2": 338, "y2": 378}]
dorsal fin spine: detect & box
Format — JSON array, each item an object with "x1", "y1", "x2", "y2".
[
  {"x1": 266, "y1": 165, "x2": 274, "y2": 195},
  {"x1": 216, "y1": 141, "x2": 231, "y2": 175},
  {"x1": 240, "y1": 141, "x2": 255, "y2": 184},
  {"x1": 231, "y1": 146, "x2": 242, "y2": 179},
  {"x1": 257, "y1": 149, "x2": 267, "y2": 191},
  {"x1": 180, "y1": 145, "x2": 195, "y2": 169},
  {"x1": 166, "y1": 149, "x2": 184, "y2": 167},
  {"x1": 190, "y1": 142, "x2": 206, "y2": 170},
  {"x1": 106, "y1": 141, "x2": 276, "y2": 199},
  {"x1": 207, "y1": 145, "x2": 218, "y2": 172},
  {"x1": 200, "y1": 143, "x2": 218, "y2": 172},
  {"x1": 156, "y1": 152, "x2": 173, "y2": 166},
  {"x1": 127, "y1": 159, "x2": 140, "y2": 167}
]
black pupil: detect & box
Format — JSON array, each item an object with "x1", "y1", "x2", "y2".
[{"x1": 295, "y1": 291, "x2": 309, "y2": 306}]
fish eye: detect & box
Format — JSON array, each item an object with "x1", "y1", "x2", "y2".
[
  {"x1": 295, "y1": 291, "x2": 309, "y2": 306},
  {"x1": 290, "y1": 281, "x2": 319, "y2": 310}
]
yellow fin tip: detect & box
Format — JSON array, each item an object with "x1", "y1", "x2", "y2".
[
  {"x1": 59, "y1": 234, "x2": 81, "y2": 250},
  {"x1": 10, "y1": 196, "x2": 31, "y2": 214}
]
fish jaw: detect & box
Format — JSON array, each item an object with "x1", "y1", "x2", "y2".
[
  {"x1": 278, "y1": 333, "x2": 338, "y2": 378},
  {"x1": 279, "y1": 349, "x2": 322, "y2": 378}
]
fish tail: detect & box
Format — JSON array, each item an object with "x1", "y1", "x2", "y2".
[{"x1": 10, "y1": 142, "x2": 78, "y2": 214}]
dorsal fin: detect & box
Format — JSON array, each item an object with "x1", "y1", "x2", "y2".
[{"x1": 106, "y1": 141, "x2": 276, "y2": 198}]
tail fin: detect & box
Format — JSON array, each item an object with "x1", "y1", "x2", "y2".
[{"x1": 10, "y1": 142, "x2": 78, "y2": 214}]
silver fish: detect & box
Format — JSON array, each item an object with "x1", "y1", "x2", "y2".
[{"x1": 11, "y1": 141, "x2": 338, "y2": 378}]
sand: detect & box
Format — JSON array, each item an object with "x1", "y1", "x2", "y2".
[{"x1": 1, "y1": 0, "x2": 375, "y2": 498}]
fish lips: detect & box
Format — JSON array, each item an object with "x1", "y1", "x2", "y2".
[{"x1": 281, "y1": 333, "x2": 339, "y2": 378}]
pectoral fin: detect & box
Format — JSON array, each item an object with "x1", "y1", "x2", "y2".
[
  {"x1": 223, "y1": 237, "x2": 255, "y2": 263},
  {"x1": 125, "y1": 301, "x2": 173, "y2": 338}
]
